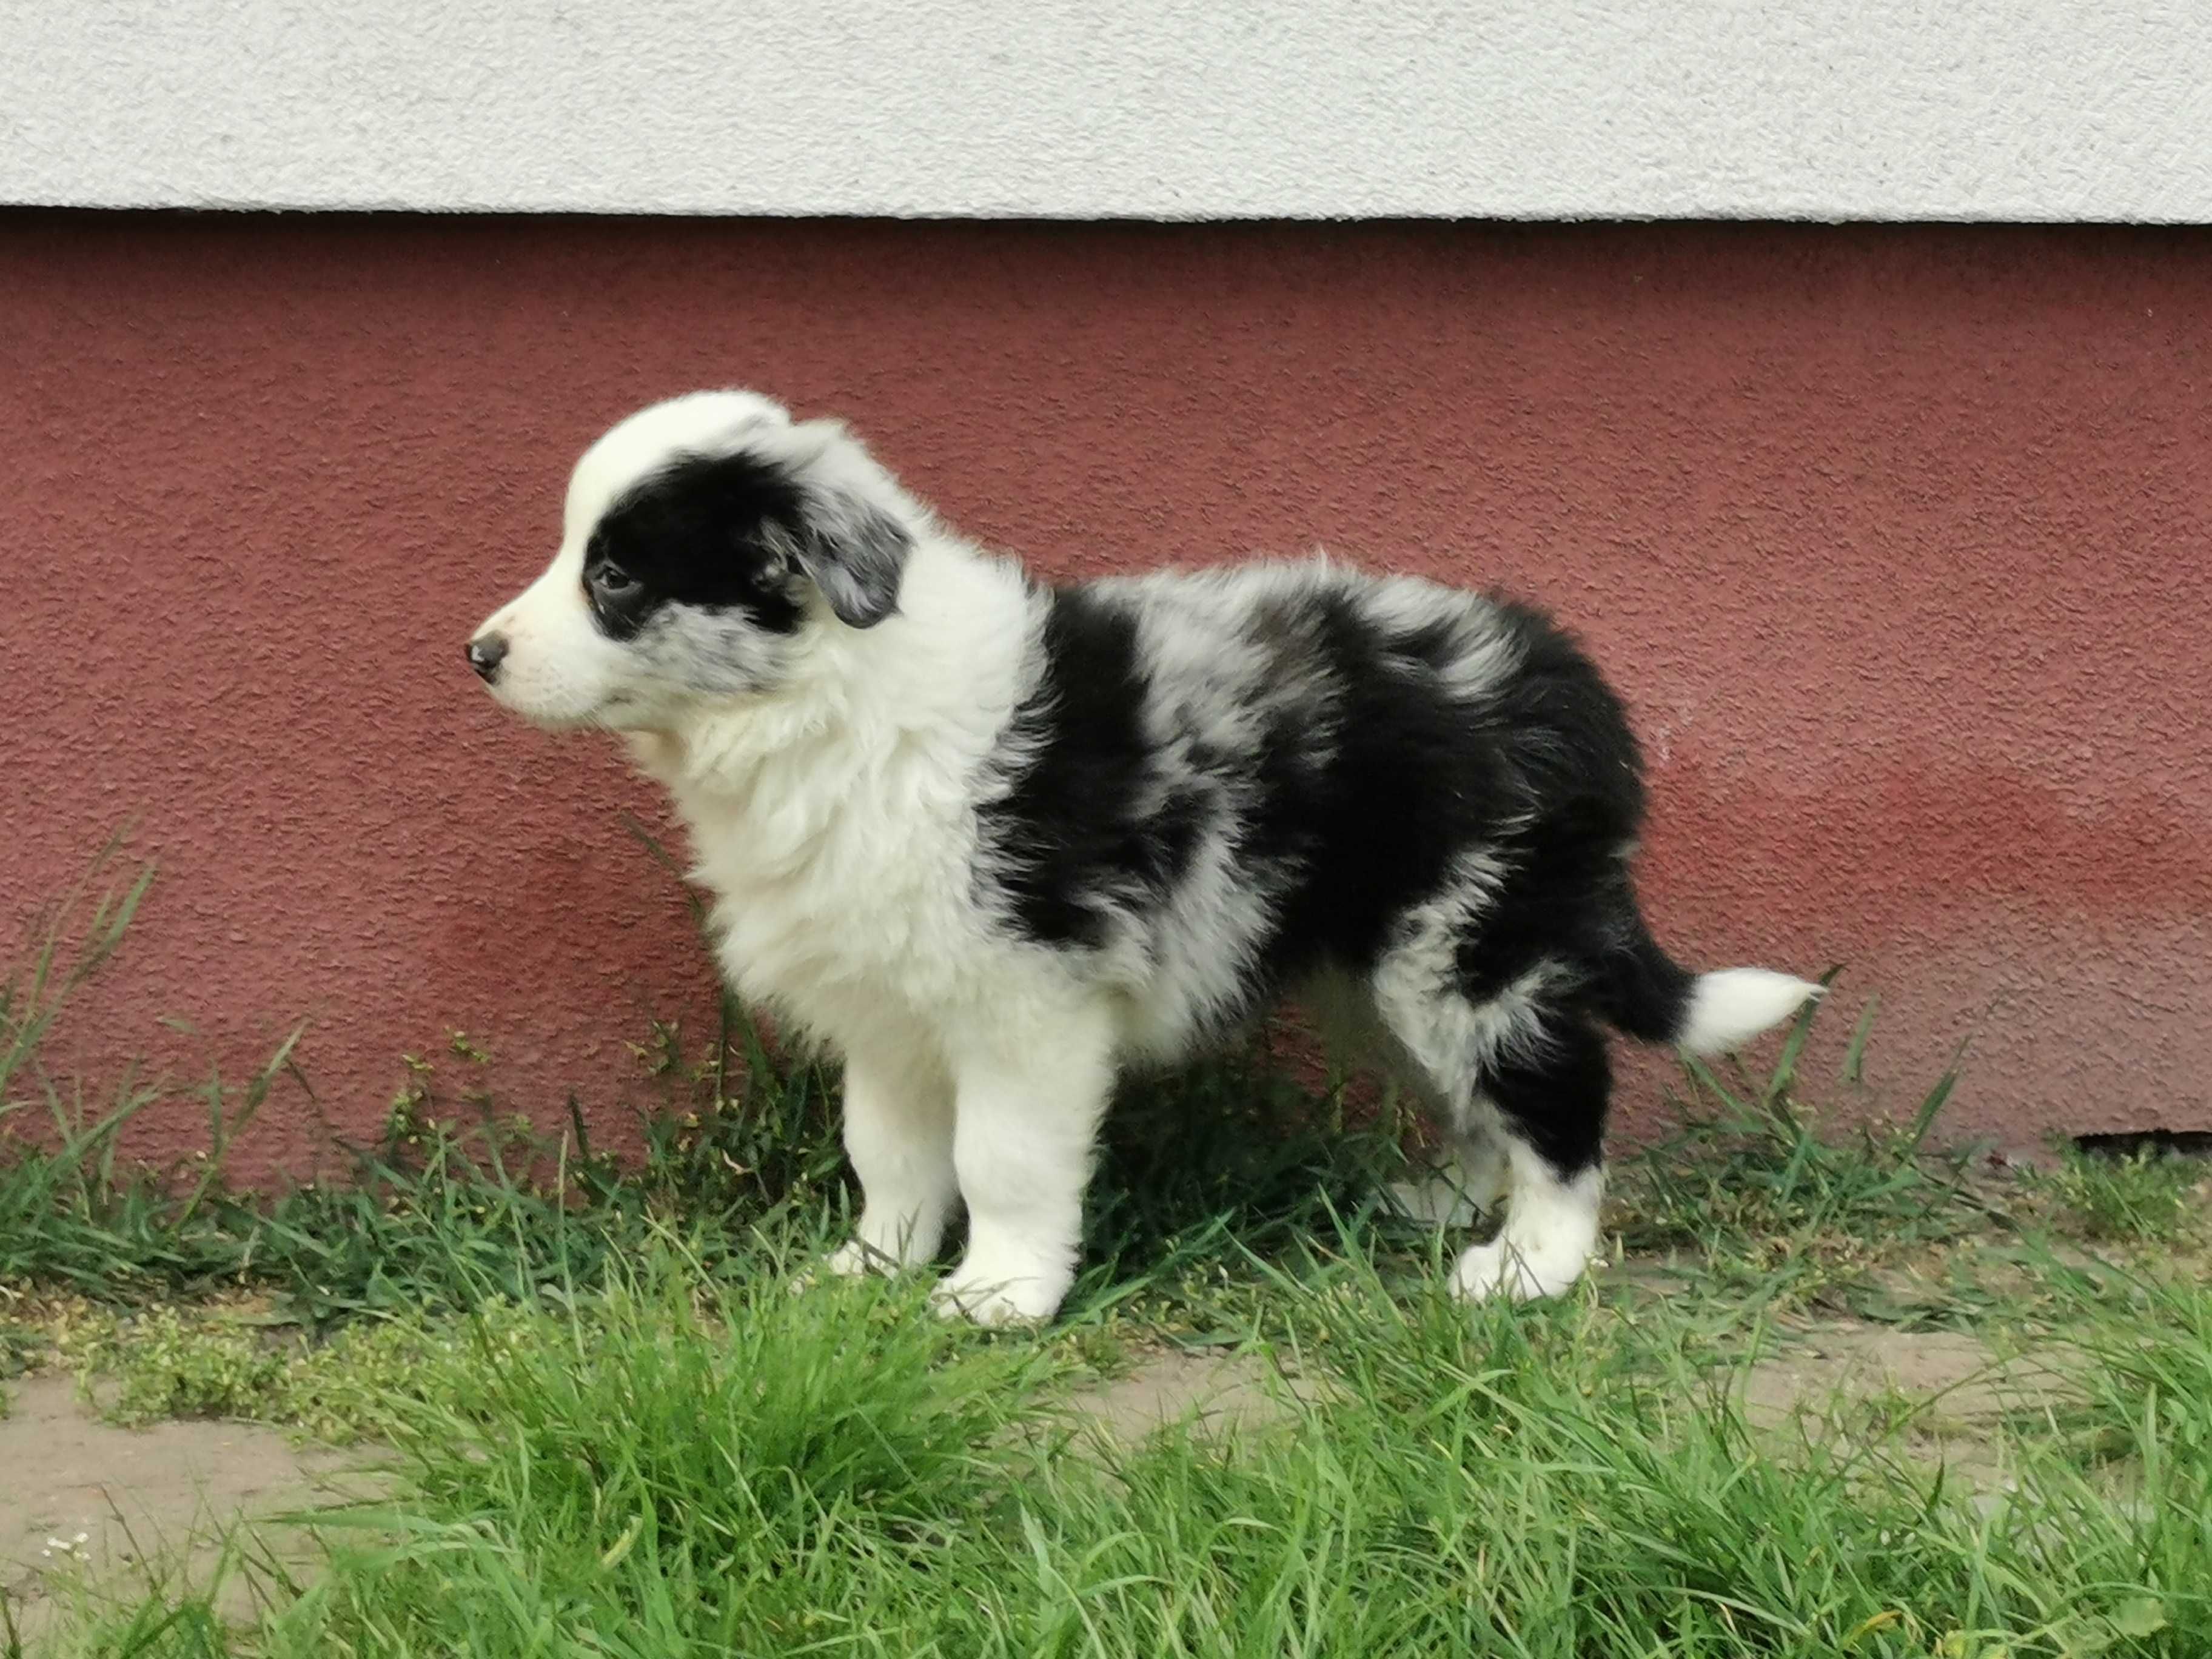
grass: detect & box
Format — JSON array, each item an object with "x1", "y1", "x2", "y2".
[
  {"x1": 6, "y1": 845, "x2": 2211, "y2": 1656},
  {"x1": 18, "y1": 1253, "x2": 2211, "y2": 1657},
  {"x1": 1624, "y1": 1039, "x2": 1975, "y2": 1261},
  {"x1": 2028, "y1": 1145, "x2": 2207, "y2": 1246}
]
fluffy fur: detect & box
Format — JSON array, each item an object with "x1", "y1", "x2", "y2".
[{"x1": 469, "y1": 390, "x2": 1818, "y2": 1321}]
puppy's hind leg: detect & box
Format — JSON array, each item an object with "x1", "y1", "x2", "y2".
[
  {"x1": 1372, "y1": 947, "x2": 1606, "y2": 1302},
  {"x1": 1389, "y1": 1116, "x2": 1511, "y2": 1228},
  {"x1": 1302, "y1": 970, "x2": 1510, "y2": 1230},
  {"x1": 1447, "y1": 1021, "x2": 1609, "y2": 1302}
]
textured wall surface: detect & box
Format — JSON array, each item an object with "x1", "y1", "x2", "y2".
[
  {"x1": 4, "y1": 214, "x2": 2208, "y2": 1181},
  {"x1": 7, "y1": 2, "x2": 2212, "y2": 219}
]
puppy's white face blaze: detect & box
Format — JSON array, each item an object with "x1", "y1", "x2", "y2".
[{"x1": 469, "y1": 390, "x2": 913, "y2": 730}]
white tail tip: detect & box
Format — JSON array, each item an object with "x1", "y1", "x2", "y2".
[{"x1": 1678, "y1": 969, "x2": 1822, "y2": 1056}]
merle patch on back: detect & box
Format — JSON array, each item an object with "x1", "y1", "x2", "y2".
[{"x1": 978, "y1": 568, "x2": 1662, "y2": 1028}]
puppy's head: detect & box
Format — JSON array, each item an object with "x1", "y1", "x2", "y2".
[{"x1": 467, "y1": 390, "x2": 914, "y2": 729}]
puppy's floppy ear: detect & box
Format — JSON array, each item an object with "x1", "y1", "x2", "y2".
[
  {"x1": 776, "y1": 418, "x2": 914, "y2": 630},
  {"x1": 786, "y1": 496, "x2": 911, "y2": 629}
]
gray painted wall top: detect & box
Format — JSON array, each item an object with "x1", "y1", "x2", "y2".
[{"x1": 7, "y1": 1, "x2": 2210, "y2": 220}]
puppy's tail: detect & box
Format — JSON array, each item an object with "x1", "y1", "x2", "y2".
[{"x1": 1598, "y1": 913, "x2": 1821, "y2": 1056}]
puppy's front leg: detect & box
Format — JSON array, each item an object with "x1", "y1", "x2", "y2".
[
  {"x1": 933, "y1": 1007, "x2": 1116, "y2": 1326},
  {"x1": 825, "y1": 1048, "x2": 959, "y2": 1276}
]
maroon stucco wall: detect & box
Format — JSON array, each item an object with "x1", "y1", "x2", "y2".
[{"x1": 5, "y1": 213, "x2": 2207, "y2": 1181}]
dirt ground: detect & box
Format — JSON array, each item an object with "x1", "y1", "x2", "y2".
[
  {"x1": 1, "y1": 1376, "x2": 386, "y2": 1642},
  {"x1": 1, "y1": 1319, "x2": 2048, "y2": 1640}
]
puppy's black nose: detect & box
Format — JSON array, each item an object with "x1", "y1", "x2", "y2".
[{"x1": 467, "y1": 634, "x2": 509, "y2": 682}]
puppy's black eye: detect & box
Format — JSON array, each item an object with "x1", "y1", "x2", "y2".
[{"x1": 588, "y1": 563, "x2": 640, "y2": 597}]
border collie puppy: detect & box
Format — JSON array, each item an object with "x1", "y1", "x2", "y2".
[{"x1": 468, "y1": 390, "x2": 1817, "y2": 1323}]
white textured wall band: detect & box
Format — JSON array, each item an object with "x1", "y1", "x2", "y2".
[{"x1": 6, "y1": 1, "x2": 2211, "y2": 220}]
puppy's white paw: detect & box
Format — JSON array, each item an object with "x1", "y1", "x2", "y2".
[
  {"x1": 825, "y1": 1239, "x2": 889, "y2": 1278},
  {"x1": 930, "y1": 1259, "x2": 1069, "y2": 1327},
  {"x1": 1450, "y1": 1238, "x2": 1587, "y2": 1303},
  {"x1": 789, "y1": 1239, "x2": 888, "y2": 1296},
  {"x1": 1387, "y1": 1171, "x2": 1497, "y2": 1228}
]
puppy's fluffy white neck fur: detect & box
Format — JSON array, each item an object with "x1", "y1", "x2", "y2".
[{"x1": 624, "y1": 532, "x2": 1041, "y2": 1038}]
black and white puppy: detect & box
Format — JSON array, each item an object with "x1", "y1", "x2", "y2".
[{"x1": 468, "y1": 390, "x2": 1817, "y2": 1322}]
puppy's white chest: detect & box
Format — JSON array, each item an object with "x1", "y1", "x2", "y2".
[{"x1": 672, "y1": 758, "x2": 984, "y2": 1044}]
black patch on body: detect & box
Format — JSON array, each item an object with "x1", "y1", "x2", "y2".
[
  {"x1": 982, "y1": 589, "x2": 1205, "y2": 948},
  {"x1": 585, "y1": 451, "x2": 809, "y2": 639}
]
